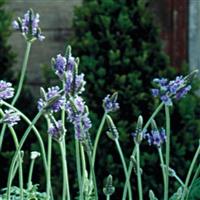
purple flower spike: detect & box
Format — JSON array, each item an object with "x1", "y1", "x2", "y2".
[
  {"x1": 37, "y1": 86, "x2": 65, "y2": 112},
  {"x1": 103, "y1": 93, "x2": 119, "y2": 113},
  {"x1": 67, "y1": 56, "x2": 76, "y2": 71},
  {"x1": 0, "y1": 81, "x2": 14, "y2": 100},
  {"x1": 2, "y1": 109, "x2": 20, "y2": 126},
  {"x1": 54, "y1": 54, "x2": 66, "y2": 76},
  {"x1": 48, "y1": 120, "x2": 65, "y2": 141},
  {"x1": 13, "y1": 9, "x2": 45, "y2": 42},
  {"x1": 145, "y1": 128, "x2": 166, "y2": 147},
  {"x1": 151, "y1": 74, "x2": 192, "y2": 106}
]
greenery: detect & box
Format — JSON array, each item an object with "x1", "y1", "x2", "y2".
[{"x1": 70, "y1": 0, "x2": 200, "y2": 199}]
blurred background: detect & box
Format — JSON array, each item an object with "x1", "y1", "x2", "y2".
[{"x1": 1, "y1": 0, "x2": 200, "y2": 199}]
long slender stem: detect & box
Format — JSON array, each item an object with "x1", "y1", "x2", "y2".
[
  {"x1": 2, "y1": 101, "x2": 48, "y2": 177},
  {"x1": 115, "y1": 139, "x2": 132, "y2": 200},
  {"x1": 0, "y1": 109, "x2": 24, "y2": 199},
  {"x1": 6, "y1": 111, "x2": 43, "y2": 199},
  {"x1": 28, "y1": 159, "x2": 35, "y2": 189},
  {"x1": 47, "y1": 134, "x2": 52, "y2": 199},
  {"x1": 181, "y1": 143, "x2": 200, "y2": 200},
  {"x1": 165, "y1": 106, "x2": 170, "y2": 200},
  {"x1": 92, "y1": 112, "x2": 107, "y2": 167},
  {"x1": 136, "y1": 143, "x2": 143, "y2": 200},
  {"x1": 59, "y1": 140, "x2": 71, "y2": 200},
  {"x1": 122, "y1": 158, "x2": 134, "y2": 200},
  {"x1": 158, "y1": 147, "x2": 167, "y2": 200},
  {"x1": 9, "y1": 127, "x2": 24, "y2": 199},
  {"x1": 106, "y1": 195, "x2": 110, "y2": 200},
  {"x1": 80, "y1": 144, "x2": 86, "y2": 199},
  {"x1": 75, "y1": 140, "x2": 82, "y2": 197},
  {"x1": 0, "y1": 42, "x2": 32, "y2": 151},
  {"x1": 122, "y1": 102, "x2": 164, "y2": 200},
  {"x1": 12, "y1": 42, "x2": 32, "y2": 105}
]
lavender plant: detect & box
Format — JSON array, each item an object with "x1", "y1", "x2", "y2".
[{"x1": 0, "y1": 9, "x2": 200, "y2": 200}]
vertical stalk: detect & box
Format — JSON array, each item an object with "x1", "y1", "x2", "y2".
[
  {"x1": 27, "y1": 159, "x2": 35, "y2": 189},
  {"x1": 87, "y1": 150, "x2": 98, "y2": 200},
  {"x1": 92, "y1": 112, "x2": 107, "y2": 167},
  {"x1": 47, "y1": 134, "x2": 52, "y2": 199},
  {"x1": 136, "y1": 143, "x2": 143, "y2": 200},
  {"x1": 165, "y1": 106, "x2": 170, "y2": 200},
  {"x1": 115, "y1": 139, "x2": 132, "y2": 200},
  {"x1": 80, "y1": 143, "x2": 86, "y2": 199},
  {"x1": 12, "y1": 42, "x2": 32, "y2": 105},
  {"x1": 59, "y1": 140, "x2": 71, "y2": 200},
  {"x1": 106, "y1": 195, "x2": 110, "y2": 200},
  {"x1": 182, "y1": 143, "x2": 200, "y2": 200},
  {"x1": 75, "y1": 140, "x2": 82, "y2": 196},
  {"x1": 158, "y1": 147, "x2": 167, "y2": 200},
  {"x1": 7, "y1": 111, "x2": 42, "y2": 199},
  {"x1": 122, "y1": 102, "x2": 164, "y2": 200},
  {"x1": 0, "y1": 42, "x2": 32, "y2": 151}
]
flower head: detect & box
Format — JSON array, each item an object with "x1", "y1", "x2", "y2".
[
  {"x1": 1, "y1": 109, "x2": 20, "y2": 126},
  {"x1": 65, "y1": 96, "x2": 92, "y2": 140},
  {"x1": 48, "y1": 120, "x2": 65, "y2": 141},
  {"x1": 54, "y1": 54, "x2": 66, "y2": 77},
  {"x1": 37, "y1": 86, "x2": 65, "y2": 112},
  {"x1": 151, "y1": 75, "x2": 192, "y2": 106},
  {"x1": 144, "y1": 128, "x2": 166, "y2": 147},
  {"x1": 0, "y1": 81, "x2": 14, "y2": 100},
  {"x1": 103, "y1": 92, "x2": 119, "y2": 113},
  {"x1": 12, "y1": 9, "x2": 45, "y2": 42}
]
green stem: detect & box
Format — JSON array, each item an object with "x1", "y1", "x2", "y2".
[
  {"x1": 136, "y1": 143, "x2": 143, "y2": 200},
  {"x1": 47, "y1": 133, "x2": 52, "y2": 199},
  {"x1": 165, "y1": 106, "x2": 170, "y2": 200},
  {"x1": 0, "y1": 109, "x2": 24, "y2": 199},
  {"x1": 0, "y1": 42, "x2": 32, "y2": 151},
  {"x1": 80, "y1": 144, "x2": 86, "y2": 199},
  {"x1": 188, "y1": 163, "x2": 200, "y2": 193},
  {"x1": 75, "y1": 140, "x2": 82, "y2": 198},
  {"x1": 28, "y1": 159, "x2": 35, "y2": 189},
  {"x1": 86, "y1": 150, "x2": 98, "y2": 200},
  {"x1": 174, "y1": 174, "x2": 185, "y2": 187},
  {"x1": 12, "y1": 42, "x2": 32, "y2": 105},
  {"x1": 181, "y1": 143, "x2": 200, "y2": 200},
  {"x1": 158, "y1": 147, "x2": 167, "y2": 200},
  {"x1": 59, "y1": 140, "x2": 71, "y2": 200},
  {"x1": 92, "y1": 112, "x2": 107, "y2": 168},
  {"x1": 122, "y1": 102, "x2": 164, "y2": 200},
  {"x1": 9, "y1": 127, "x2": 24, "y2": 199},
  {"x1": 6, "y1": 111, "x2": 43, "y2": 199},
  {"x1": 2, "y1": 101, "x2": 48, "y2": 178},
  {"x1": 115, "y1": 139, "x2": 132, "y2": 200},
  {"x1": 122, "y1": 158, "x2": 134, "y2": 200},
  {"x1": 106, "y1": 195, "x2": 110, "y2": 200}
]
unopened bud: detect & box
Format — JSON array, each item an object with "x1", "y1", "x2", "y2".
[{"x1": 103, "y1": 175, "x2": 115, "y2": 196}]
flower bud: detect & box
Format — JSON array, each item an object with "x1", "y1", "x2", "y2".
[
  {"x1": 30, "y1": 151, "x2": 41, "y2": 160},
  {"x1": 103, "y1": 175, "x2": 115, "y2": 196},
  {"x1": 106, "y1": 115, "x2": 119, "y2": 140},
  {"x1": 149, "y1": 190, "x2": 158, "y2": 200}
]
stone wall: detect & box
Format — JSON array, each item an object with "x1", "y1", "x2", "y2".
[{"x1": 5, "y1": 0, "x2": 82, "y2": 89}]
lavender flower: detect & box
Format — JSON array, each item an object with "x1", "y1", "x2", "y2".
[
  {"x1": 67, "y1": 55, "x2": 76, "y2": 71},
  {"x1": 151, "y1": 75, "x2": 192, "y2": 106},
  {"x1": 12, "y1": 9, "x2": 45, "y2": 42},
  {"x1": 0, "y1": 81, "x2": 14, "y2": 100},
  {"x1": 1, "y1": 109, "x2": 20, "y2": 126},
  {"x1": 103, "y1": 92, "x2": 119, "y2": 113},
  {"x1": 54, "y1": 54, "x2": 66, "y2": 76},
  {"x1": 145, "y1": 128, "x2": 166, "y2": 147},
  {"x1": 65, "y1": 96, "x2": 92, "y2": 140},
  {"x1": 65, "y1": 72, "x2": 86, "y2": 95},
  {"x1": 48, "y1": 120, "x2": 65, "y2": 141},
  {"x1": 37, "y1": 86, "x2": 65, "y2": 112}
]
